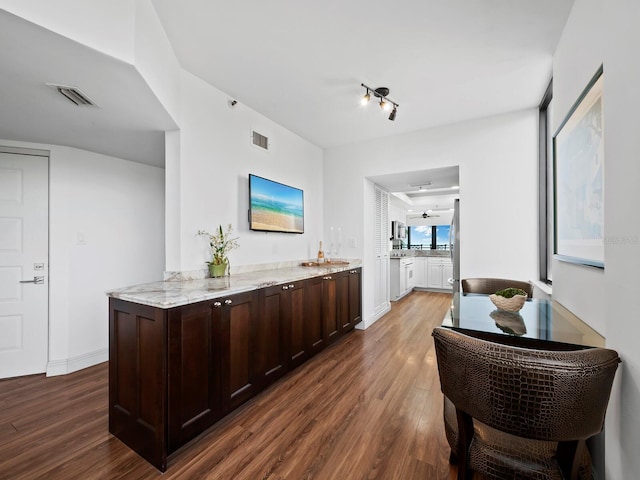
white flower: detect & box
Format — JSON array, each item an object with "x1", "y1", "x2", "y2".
[{"x1": 197, "y1": 224, "x2": 239, "y2": 265}]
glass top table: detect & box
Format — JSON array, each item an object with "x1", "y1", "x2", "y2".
[{"x1": 441, "y1": 293, "x2": 604, "y2": 349}]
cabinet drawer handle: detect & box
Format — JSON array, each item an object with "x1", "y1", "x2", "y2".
[
  {"x1": 289, "y1": 284, "x2": 295, "y2": 288},
  {"x1": 224, "y1": 299, "x2": 232, "y2": 305},
  {"x1": 282, "y1": 285, "x2": 289, "y2": 290},
  {"x1": 213, "y1": 301, "x2": 222, "y2": 308}
]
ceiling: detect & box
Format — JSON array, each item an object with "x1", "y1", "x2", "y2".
[
  {"x1": 151, "y1": 0, "x2": 574, "y2": 149},
  {"x1": 0, "y1": 10, "x2": 176, "y2": 167},
  {"x1": 0, "y1": 1, "x2": 574, "y2": 166},
  {"x1": 369, "y1": 166, "x2": 459, "y2": 212}
]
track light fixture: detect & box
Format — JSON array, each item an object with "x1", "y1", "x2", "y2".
[
  {"x1": 360, "y1": 83, "x2": 399, "y2": 121},
  {"x1": 361, "y1": 88, "x2": 371, "y2": 105}
]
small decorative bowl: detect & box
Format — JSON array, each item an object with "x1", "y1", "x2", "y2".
[{"x1": 489, "y1": 293, "x2": 527, "y2": 312}]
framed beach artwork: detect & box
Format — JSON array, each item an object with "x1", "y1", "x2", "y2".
[
  {"x1": 248, "y1": 174, "x2": 304, "y2": 234},
  {"x1": 553, "y1": 66, "x2": 604, "y2": 269}
]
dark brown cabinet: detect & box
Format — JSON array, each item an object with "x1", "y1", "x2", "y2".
[
  {"x1": 322, "y1": 274, "x2": 339, "y2": 344},
  {"x1": 167, "y1": 300, "x2": 221, "y2": 452},
  {"x1": 261, "y1": 279, "x2": 311, "y2": 376},
  {"x1": 109, "y1": 298, "x2": 168, "y2": 471},
  {"x1": 323, "y1": 268, "x2": 362, "y2": 341},
  {"x1": 261, "y1": 284, "x2": 293, "y2": 385},
  {"x1": 214, "y1": 291, "x2": 260, "y2": 412},
  {"x1": 347, "y1": 268, "x2": 362, "y2": 331},
  {"x1": 305, "y1": 275, "x2": 326, "y2": 355},
  {"x1": 109, "y1": 267, "x2": 361, "y2": 472},
  {"x1": 282, "y1": 281, "x2": 309, "y2": 369}
]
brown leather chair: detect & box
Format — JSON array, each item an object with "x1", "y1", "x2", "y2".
[
  {"x1": 461, "y1": 278, "x2": 534, "y2": 298},
  {"x1": 432, "y1": 327, "x2": 620, "y2": 480}
]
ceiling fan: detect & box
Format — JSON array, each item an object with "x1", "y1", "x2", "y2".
[{"x1": 408, "y1": 210, "x2": 441, "y2": 219}]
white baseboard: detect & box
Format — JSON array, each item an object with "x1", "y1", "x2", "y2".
[
  {"x1": 46, "y1": 348, "x2": 108, "y2": 377},
  {"x1": 357, "y1": 304, "x2": 391, "y2": 330}
]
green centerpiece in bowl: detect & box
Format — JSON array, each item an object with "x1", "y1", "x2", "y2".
[
  {"x1": 197, "y1": 224, "x2": 239, "y2": 277},
  {"x1": 489, "y1": 287, "x2": 528, "y2": 312}
]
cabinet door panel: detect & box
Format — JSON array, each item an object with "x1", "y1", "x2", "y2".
[
  {"x1": 229, "y1": 302, "x2": 251, "y2": 395},
  {"x1": 168, "y1": 301, "x2": 219, "y2": 452},
  {"x1": 261, "y1": 286, "x2": 287, "y2": 386},
  {"x1": 337, "y1": 272, "x2": 350, "y2": 330},
  {"x1": 109, "y1": 299, "x2": 167, "y2": 470},
  {"x1": 289, "y1": 283, "x2": 307, "y2": 367},
  {"x1": 427, "y1": 264, "x2": 442, "y2": 288},
  {"x1": 218, "y1": 292, "x2": 259, "y2": 412},
  {"x1": 323, "y1": 276, "x2": 339, "y2": 343},
  {"x1": 349, "y1": 269, "x2": 362, "y2": 327},
  {"x1": 414, "y1": 258, "x2": 427, "y2": 287},
  {"x1": 305, "y1": 276, "x2": 325, "y2": 355}
]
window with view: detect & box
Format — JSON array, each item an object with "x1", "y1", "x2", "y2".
[{"x1": 408, "y1": 225, "x2": 450, "y2": 250}]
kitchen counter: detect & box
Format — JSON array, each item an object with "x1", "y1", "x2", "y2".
[
  {"x1": 107, "y1": 260, "x2": 362, "y2": 309},
  {"x1": 108, "y1": 260, "x2": 362, "y2": 471},
  {"x1": 390, "y1": 249, "x2": 450, "y2": 258}
]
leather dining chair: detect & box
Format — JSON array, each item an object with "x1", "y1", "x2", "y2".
[
  {"x1": 461, "y1": 278, "x2": 534, "y2": 298},
  {"x1": 432, "y1": 327, "x2": 620, "y2": 480}
]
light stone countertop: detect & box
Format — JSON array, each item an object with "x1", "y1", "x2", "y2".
[
  {"x1": 390, "y1": 250, "x2": 451, "y2": 258},
  {"x1": 107, "y1": 260, "x2": 362, "y2": 309}
]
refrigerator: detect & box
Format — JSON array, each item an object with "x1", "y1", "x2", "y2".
[{"x1": 448, "y1": 198, "x2": 460, "y2": 293}]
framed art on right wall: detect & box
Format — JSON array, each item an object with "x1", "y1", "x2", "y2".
[{"x1": 553, "y1": 66, "x2": 604, "y2": 269}]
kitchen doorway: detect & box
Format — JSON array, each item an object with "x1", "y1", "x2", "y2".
[{"x1": 368, "y1": 166, "x2": 460, "y2": 302}]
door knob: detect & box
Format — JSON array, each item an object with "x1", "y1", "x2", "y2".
[{"x1": 19, "y1": 276, "x2": 44, "y2": 284}]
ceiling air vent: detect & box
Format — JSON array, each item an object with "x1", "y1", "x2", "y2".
[
  {"x1": 251, "y1": 130, "x2": 269, "y2": 151},
  {"x1": 46, "y1": 83, "x2": 98, "y2": 107}
]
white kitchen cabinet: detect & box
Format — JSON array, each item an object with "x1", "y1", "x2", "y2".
[
  {"x1": 390, "y1": 257, "x2": 415, "y2": 301},
  {"x1": 426, "y1": 257, "x2": 453, "y2": 290},
  {"x1": 414, "y1": 257, "x2": 428, "y2": 288}
]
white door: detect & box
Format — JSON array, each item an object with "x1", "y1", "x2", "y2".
[
  {"x1": 373, "y1": 185, "x2": 389, "y2": 315},
  {"x1": 0, "y1": 150, "x2": 48, "y2": 378}
]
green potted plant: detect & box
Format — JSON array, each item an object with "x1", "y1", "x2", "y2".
[
  {"x1": 489, "y1": 287, "x2": 528, "y2": 312},
  {"x1": 197, "y1": 224, "x2": 239, "y2": 277}
]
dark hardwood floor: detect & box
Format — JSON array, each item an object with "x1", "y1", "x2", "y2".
[{"x1": 0, "y1": 291, "x2": 460, "y2": 480}]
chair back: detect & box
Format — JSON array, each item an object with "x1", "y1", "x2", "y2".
[
  {"x1": 432, "y1": 327, "x2": 619, "y2": 442},
  {"x1": 461, "y1": 278, "x2": 534, "y2": 297}
]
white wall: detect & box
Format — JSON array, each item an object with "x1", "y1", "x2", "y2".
[
  {"x1": 324, "y1": 109, "x2": 539, "y2": 326},
  {"x1": 133, "y1": 0, "x2": 181, "y2": 122},
  {"x1": 553, "y1": 0, "x2": 640, "y2": 478},
  {"x1": 0, "y1": 139, "x2": 165, "y2": 374},
  {"x1": 389, "y1": 204, "x2": 406, "y2": 226},
  {"x1": 603, "y1": 0, "x2": 640, "y2": 474},
  {"x1": 170, "y1": 70, "x2": 324, "y2": 272},
  {"x1": 551, "y1": 0, "x2": 606, "y2": 336}
]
